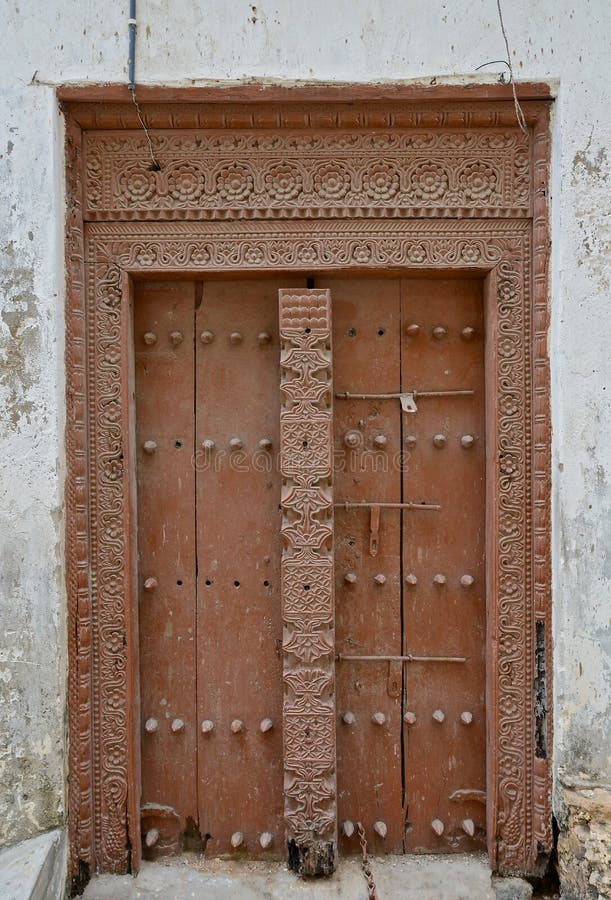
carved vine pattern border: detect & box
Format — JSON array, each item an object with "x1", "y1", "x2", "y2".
[{"x1": 63, "y1": 98, "x2": 552, "y2": 882}]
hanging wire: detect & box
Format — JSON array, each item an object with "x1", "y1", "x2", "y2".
[
  {"x1": 477, "y1": 0, "x2": 528, "y2": 134},
  {"x1": 127, "y1": 0, "x2": 161, "y2": 170},
  {"x1": 130, "y1": 87, "x2": 162, "y2": 170}
]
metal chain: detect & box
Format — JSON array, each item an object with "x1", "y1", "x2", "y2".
[{"x1": 356, "y1": 822, "x2": 379, "y2": 900}]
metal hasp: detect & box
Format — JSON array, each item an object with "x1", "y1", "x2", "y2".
[
  {"x1": 337, "y1": 654, "x2": 467, "y2": 663},
  {"x1": 335, "y1": 389, "x2": 474, "y2": 413},
  {"x1": 335, "y1": 501, "x2": 441, "y2": 556},
  {"x1": 279, "y1": 289, "x2": 337, "y2": 876}
]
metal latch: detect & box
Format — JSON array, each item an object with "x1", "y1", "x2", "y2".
[
  {"x1": 386, "y1": 660, "x2": 402, "y2": 698},
  {"x1": 335, "y1": 389, "x2": 474, "y2": 413},
  {"x1": 337, "y1": 653, "x2": 467, "y2": 663},
  {"x1": 400, "y1": 391, "x2": 418, "y2": 413},
  {"x1": 335, "y1": 500, "x2": 441, "y2": 557}
]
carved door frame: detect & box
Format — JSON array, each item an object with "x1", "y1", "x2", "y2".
[{"x1": 61, "y1": 84, "x2": 553, "y2": 885}]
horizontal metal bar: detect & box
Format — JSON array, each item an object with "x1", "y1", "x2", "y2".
[
  {"x1": 337, "y1": 654, "x2": 467, "y2": 663},
  {"x1": 335, "y1": 389, "x2": 474, "y2": 400},
  {"x1": 334, "y1": 501, "x2": 441, "y2": 511}
]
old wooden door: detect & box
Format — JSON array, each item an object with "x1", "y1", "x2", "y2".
[
  {"x1": 319, "y1": 275, "x2": 487, "y2": 855},
  {"x1": 134, "y1": 275, "x2": 486, "y2": 860},
  {"x1": 135, "y1": 278, "x2": 304, "y2": 858}
]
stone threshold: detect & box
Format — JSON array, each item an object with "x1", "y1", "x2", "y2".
[{"x1": 0, "y1": 829, "x2": 66, "y2": 900}]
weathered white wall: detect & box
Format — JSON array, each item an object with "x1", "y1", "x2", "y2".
[{"x1": 1, "y1": 0, "x2": 609, "y2": 854}]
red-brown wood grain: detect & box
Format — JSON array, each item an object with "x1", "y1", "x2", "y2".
[
  {"x1": 195, "y1": 278, "x2": 305, "y2": 857},
  {"x1": 401, "y1": 278, "x2": 486, "y2": 852},
  {"x1": 134, "y1": 282, "x2": 198, "y2": 854}
]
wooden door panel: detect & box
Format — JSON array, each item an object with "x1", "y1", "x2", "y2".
[
  {"x1": 134, "y1": 281, "x2": 198, "y2": 854},
  {"x1": 319, "y1": 277, "x2": 404, "y2": 853},
  {"x1": 401, "y1": 278, "x2": 486, "y2": 852},
  {"x1": 195, "y1": 278, "x2": 305, "y2": 856}
]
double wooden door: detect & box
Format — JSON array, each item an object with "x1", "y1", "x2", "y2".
[{"x1": 134, "y1": 275, "x2": 486, "y2": 860}]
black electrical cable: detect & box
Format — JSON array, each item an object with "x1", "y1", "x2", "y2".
[{"x1": 127, "y1": 0, "x2": 136, "y2": 90}]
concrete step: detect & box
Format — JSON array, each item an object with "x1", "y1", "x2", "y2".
[{"x1": 0, "y1": 830, "x2": 66, "y2": 900}]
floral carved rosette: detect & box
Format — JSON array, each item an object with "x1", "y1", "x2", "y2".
[
  {"x1": 215, "y1": 162, "x2": 254, "y2": 203},
  {"x1": 167, "y1": 164, "x2": 205, "y2": 202},
  {"x1": 279, "y1": 289, "x2": 336, "y2": 875},
  {"x1": 116, "y1": 165, "x2": 157, "y2": 204},
  {"x1": 264, "y1": 163, "x2": 304, "y2": 202}
]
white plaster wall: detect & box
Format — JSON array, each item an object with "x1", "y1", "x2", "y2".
[{"x1": 0, "y1": 0, "x2": 609, "y2": 846}]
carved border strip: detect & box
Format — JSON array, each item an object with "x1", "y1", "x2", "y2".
[
  {"x1": 279, "y1": 289, "x2": 336, "y2": 874},
  {"x1": 83, "y1": 128, "x2": 530, "y2": 219},
  {"x1": 84, "y1": 217, "x2": 534, "y2": 873},
  {"x1": 63, "y1": 96, "x2": 552, "y2": 884}
]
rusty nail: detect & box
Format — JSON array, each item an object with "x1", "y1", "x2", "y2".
[
  {"x1": 200, "y1": 330, "x2": 214, "y2": 344},
  {"x1": 231, "y1": 831, "x2": 244, "y2": 848},
  {"x1": 460, "y1": 574, "x2": 475, "y2": 588},
  {"x1": 371, "y1": 711, "x2": 386, "y2": 726},
  {"x1": 144, "y1": 828, "x2": 159, "y2": 847},
  {"x1": 143, "y1": 440, "x2": 157, "y2": 454},
  {"x1": 373, "y1": 821, "x2": 387, "y2": 838},
  {"x1": 170, "y1": 330, "x2": 184, "y2": 346},
  {"x1": 144, "y1": 717, "x2": 158, "y2": 733},
  {"x1": 342, "y1": 820, "x2": 356, "y2": 838},
  {"x1": 260, "y1": 718, "x2": 273, "y2": 733},
  {"x1": 433, "y1": 573, "x2": 446, "y2": 586},
  {"x1": 405, "y1": 573, "x2": 418, "y2": 586},
  {"x1": 405, "y1": 434, "x2": 417, "y2": 447},
  {"x1": 432, "y1": 709, "x2": 445, "y2": 723},
  {"x1": 343, "y1": 430, "x2": 361, "y2": 448},
  {"x1": 373, "y1": 434, "x2": 387, "y2": 449},
  {"x1": 344, "y1": 572, "x2": 357, "y2": 584},
  {"x1": 143, "y1": 332, "x2": 157, "y2": 345},
  {"x1": 374, "y1": 573, "x2": 386, "y2": 586},
  {"x1": 432, "y1": 325, "x2": 447, "y2": 340},
  {"x1": 460, "y1": 711, "x2": 474, "y2": 725},
  {"x1": 341, "y1": 711, "x2": 356, "y2": 725},
  {"x1": 461, "y1": 434, "x2": 475, "y2": 448},
  {"x1": 461, "y1": 326, "x2": 476, "y2": 341},
  {"x1": 259, "y1": 832, "x2": 273, "y2": 849},
  {"x1": 231, "y1": 719, "x2": 244, "y2": 733},
  {"x1": 229, "y1": 437, "x2": 243, "y2": 450},
  {"x1": 201, "y1": 719, "x2": 214, "y2": 733},
  {"x1": 143, "y1": 577, "x2": 158, "y2": 592},
  {"x1": 259, "y1": 438, "x2": 272, "y2": 450},
  {"x1": 258, "y1": 331, "x2": 272, "y2": 345},
  {"x1": 431, "y1": 818, "x2": 445, "y2": 836},
  {"x1": 171, "y1": 718, "x2": 185, "y2": 733},
  {"x1": 403, "y1": 711, "x2": 417, "y2": 725},
  {"x1": 406, "y1": 323, "x2": 420, "y2": 336},
  {"x1": 202, "y1": 439, "x2": 215, "y2": 451},
  {"x1": 462, "y1": 818, "x2": 476, "y2": 837},
  {"x1": 229, "y1": 332, "x2": 243, "y2": 345},
  {"x1": 433, "y1": 433, "x2": 447, "y2": 448}
]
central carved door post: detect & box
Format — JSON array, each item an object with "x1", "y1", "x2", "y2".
[{"x1": 279, "y1": 289, "x2": 337, "y2": 875}]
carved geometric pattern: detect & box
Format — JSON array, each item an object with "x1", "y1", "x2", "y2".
[
  {"x1": 64, "y1": 96, "x2": 552, "y2": 883},
  {"x1": 282, "y1": 560, "x2": 334, "y2": 622},
  {"x1": 83, "y1": 129, "x2": 530, "y2": 218},
  {"x1": 280, "y1": 415, "x2": 332, "y2": 478},
  {"x1": 279, "y1": 289, "x2": 337, "y2": 874}
]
